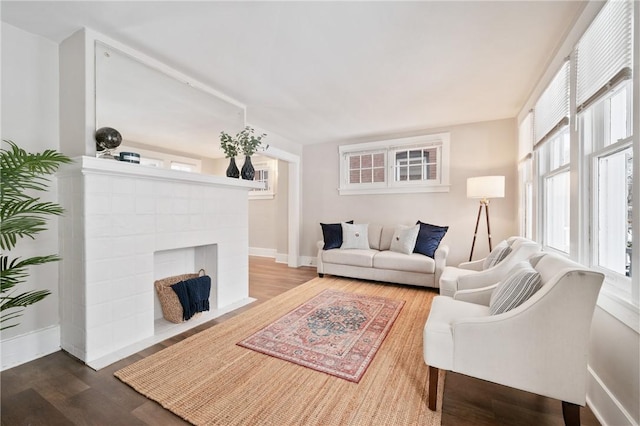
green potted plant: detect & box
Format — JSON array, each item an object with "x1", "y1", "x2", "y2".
[
  {"x1": 0, "y1": 140, "x2": 72, "y2": 330},
  {"x1": 219, "y1": 131, "x2": 240, "y2": 178},
  {"x1": 220, "y1": 126, "x2": 267, "y2": 180}
]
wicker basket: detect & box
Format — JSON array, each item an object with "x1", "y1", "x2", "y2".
[{"x1": 155, "y1": 269, "x2": 205, "y2": 323}]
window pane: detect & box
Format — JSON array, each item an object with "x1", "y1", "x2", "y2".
[
  {"x1": 361, "y1": 154, "x2": 372, "y2": 168},
  {"x1": 373, "y1": 153, "x2": 385, "y2": 167},
  {"x1": 609, "y1": 87, "x2": 629, "y2": 144},
  {"x1": 349, "y1": 169, "x2": 360, "y2": 184},
  {"x1": 373, "y1": 167, "x2": 385, "y2": 183},
  {"x1": 361, "y1": 168, "x2": 372, "y2": 183},
  {"x1": 597, "y1": 147, "x2": 632, "y2": 276},
  {"x1": 349, "y1": 156, "x2": 360, "y2": 169},
  {"x1": 544, "y1": 170, "x2": 570, "y2": 252}
]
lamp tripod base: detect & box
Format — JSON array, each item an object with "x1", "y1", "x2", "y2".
[{"x1": 469, "y1": 200, "x2": 493, "y2": 261}]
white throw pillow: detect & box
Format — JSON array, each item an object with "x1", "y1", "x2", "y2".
[
  {"x1": 389, "y1": 225, "x2": 420, "y2": 255},
  {"x1": 489, "y1": 263, "x2": 542, "y2": 315},
  {"x1": 483, "y1": 240, "x2": 511, "y2": 269},
  {"x1": 340, "y1": 223, "x2": 370, "y2": 250}
]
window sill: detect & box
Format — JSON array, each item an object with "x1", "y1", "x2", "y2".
[
  {"x1": 596, "y1": 284, "x2": 639, "y2": 334},
  {"x1": 338, "y1": 185, "x2": 450, "y2": 196}
]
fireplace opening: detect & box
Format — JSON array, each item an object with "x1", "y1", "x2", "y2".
[{"x1": 153, "y1": 244, "x2": 218, "y2": 333}]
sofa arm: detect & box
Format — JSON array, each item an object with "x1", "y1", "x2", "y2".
[
  {"x1": 434, "y1": 245, "x2": 449, "y2": 286},
  {"x1": 316, "y1": 240, "x2": 325, "y2": 274},
  {"x1": 453, "y1": 283, "x2": 498, "y2": 306}
]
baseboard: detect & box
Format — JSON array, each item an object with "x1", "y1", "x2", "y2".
[
  {"x1": 275, "y1": 253, "x2": 288, "y2": 264},
  {"x1": 1, "y1": 325, "x2": 61, "y2": 371},
  {"x1": 587, "y1": 365, "x2": 638, "y2": 426},
  {"x1": 300, "y1": 256, "x2": 317, "y2": 267},
  {"x1": 249, "y1": 247, "x2": 277, "y2": 258}
]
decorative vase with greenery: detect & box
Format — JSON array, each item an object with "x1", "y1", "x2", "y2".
[
  {"x1": 0, "y1": 140, "x2": 72, "y2": 330},
  {"x1": 220, "y1": 126, "x2": 267, "y2": 180},
  {"x1": 220, "y1": 131, "x2": 240, "y2": 178}
]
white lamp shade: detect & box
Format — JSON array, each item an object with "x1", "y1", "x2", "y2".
[{"x1": 467, "y1": 176, "x2": 505, "y2": 199}]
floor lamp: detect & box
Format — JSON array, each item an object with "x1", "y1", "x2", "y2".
[{"x1": 467, "y1": 176, "x2": 505, "y2": 261}]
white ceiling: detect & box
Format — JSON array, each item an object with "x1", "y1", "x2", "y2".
[{"x1": 2, "y1": 1, "x2": 585, "y2": 148}]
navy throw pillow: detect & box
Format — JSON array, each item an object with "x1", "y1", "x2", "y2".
[
  {"x1": 414, "y1": 221, "x2": 448, "y2": 258},
  {"x1": 320, "y1": 220, "x2": 353, "y2": 250}
]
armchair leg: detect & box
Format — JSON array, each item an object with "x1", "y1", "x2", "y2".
[
  {"x1": 428, "y1": 366, "x2": 439, "y2": 411},
  {"x1": 562, "y1": 401, "x2": 580, "y2": 426},
  {"x1": 318, "y1": 273, "x2": 324, "y2": 278}
]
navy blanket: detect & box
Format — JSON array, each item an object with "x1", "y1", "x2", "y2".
[{"x1": 171, "y1": 275, "x2": 211, "y2": 321}]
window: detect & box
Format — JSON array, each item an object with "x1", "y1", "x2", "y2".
[
  {"x1": 347, "y1": 152, "x2": 385, "y2": 185},
  {"x1": 538, "y1": 128, "x2": 571, "y2": 253},
  {"x1": 533, "y1": 61, "x2": 570, "y2": 253},
  {"x1": 339, "y1": 133, "x2": 450, "y2": 195},
  {"x1": 170, "y1": 161, "x2": 196, "y2": 172},
  {"x1": 249, "y1": 160, "x2": 277, "y2": 200},
  {"x1": 581, "y1": 80, "x2": 633, "y2": 285}
]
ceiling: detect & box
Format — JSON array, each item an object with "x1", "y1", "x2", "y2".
[{"x1": 2, "y1": 1, "x2": 585, "y2": 149}]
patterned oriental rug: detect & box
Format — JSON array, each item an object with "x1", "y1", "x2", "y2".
[
  {"x1": 115, "y1": 277, "x2": 444, "y2": 425},
  {"x1": 237, "y1": 289, "x2": 404, "y2": 382}
]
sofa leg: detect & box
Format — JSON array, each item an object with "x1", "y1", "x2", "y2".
[
  {"x1": 318, "y1": 273, "x2": 324, "y2": 278},
  {"x1": 428, "y1": 366, "x2": 438, "y2": 411},
  {"x1": 562, "y1": 401, "x2": 580, "y2": 426}
]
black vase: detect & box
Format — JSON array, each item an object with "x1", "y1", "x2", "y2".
[
  {"x1": 226, "y1": 157, "x2": 240, "y2": 178},
  {"x1": 241, "y1": 155, "x2": 255, "y2": 180}
]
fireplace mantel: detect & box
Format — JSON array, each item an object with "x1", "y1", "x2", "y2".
[{"x1": 58, "y1": 157, "x2": 260, "y2": 368}]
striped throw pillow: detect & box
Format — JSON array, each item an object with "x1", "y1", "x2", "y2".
[
  {"x1": 483, "y1": 241, "x2": 512, "y2": 269},
  {"x1": 489, "y1": 267, "x2": 542, "y2": 315}
]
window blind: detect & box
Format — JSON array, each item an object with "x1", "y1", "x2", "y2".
[
  {"x1": 518, "y1": 111, "x2": 534, "y2": 160},
  {"x1": 576, "y1": 0, "x2": 633, "y2": 111},
  {"x1": 534, "y1": 61, "x2": 570, "y2": 145}
]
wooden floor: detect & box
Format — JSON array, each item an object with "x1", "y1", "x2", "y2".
[{"x1": 1, "y1": 257, "x2": 600, "y2": 426}]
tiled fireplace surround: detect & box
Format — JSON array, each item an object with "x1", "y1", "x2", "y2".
[{"x1": 58, "y1": 157, "x2": 260, "y2": 368}]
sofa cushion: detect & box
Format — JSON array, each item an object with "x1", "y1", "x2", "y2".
[
  {"x1": 414, "y1": 221, "x2": 449, "y2": 258},
  {"x1": 341, "y1": 223, "x2": 370, "y2": 250},
  {"x1": 390, "y1": 224, "x2": 420, "y2": 255},
  {"x1": 322, "y1": 248, "x2": 377, "y2": 268},
  {"x1": 373, "y1": 251, "x2": 435, "y2": 274},
  {"x1": 368, "y1": 224, "x2": 383, "y2": 250},
  {"x1": 379, "y1": 226, "x2": 396, "y2": 251},
  {"x1": 320, "y1": 220, "x2": 353, "y2": 250}
]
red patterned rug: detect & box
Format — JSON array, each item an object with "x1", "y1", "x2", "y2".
[{"x1": 237, "y1": 289, "x2": 404, "y2": 382}]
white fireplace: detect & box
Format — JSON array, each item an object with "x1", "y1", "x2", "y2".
[{"x1": 58, "y1": 156, "x2": 261, "y2": 368}]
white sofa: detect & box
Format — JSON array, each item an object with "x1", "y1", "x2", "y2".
[
  {"x1": 316, "y1": 224, "x2": 449, "y2": 288},
  {"x1": 423, "y1": 252, "x2": 604, "y2": 424},
  {"x1": 439, "y1": 236, "x2": 540, "y2": 297}
]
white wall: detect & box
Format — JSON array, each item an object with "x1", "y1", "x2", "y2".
[
  {"x1": 1, "y1": 23, "x2": 61, "y2": 366},
  {"x1": 301, "y1": 118, "x2": 519, "y2": 266},
  {"x1": 248, "y1": 158, "x2": 289, "y2": 259}
]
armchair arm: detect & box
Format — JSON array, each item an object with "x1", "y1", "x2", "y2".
[
  {"x1": 433, "y1": 245, "x2": 449, "y2": 285},
  {"x1": 457, "y1": 242, "x2": 541, "y2": 291},
  {"x1": 453, "y1": 283, "x2": 498, "y2": 306},
  {"x1": 457, "y1": 259, "x2": 485, "y2": 271}
]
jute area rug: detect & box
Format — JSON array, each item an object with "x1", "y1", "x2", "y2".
[{"x1": 115, "y1": 276, "x2": 444, "y2": 425}]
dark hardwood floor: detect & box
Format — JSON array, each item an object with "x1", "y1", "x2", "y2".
[{"x1": 1, "y1": 257, "x2": 600, "y2": 425}]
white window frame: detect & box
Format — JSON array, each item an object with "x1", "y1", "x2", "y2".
[
  {"x1": 537, "y1": 126, "x2": 571, "y2": 254},
  {"x1": 580, "y1": 79, "x2": 634, "y2": 296},
  {"x1": 338, "y1": 133, "x2": 450, "y2": 196},
  {"x1": 249, "y1": 160, "x2": 276, "y2": 200}
]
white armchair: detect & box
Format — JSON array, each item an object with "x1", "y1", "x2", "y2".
[
  {"x1": 439, "y1": 236, "x2": 540, "y2": 296},
  {"x1": 423, "y1": 253, "x2": 604, "y2": 426}
]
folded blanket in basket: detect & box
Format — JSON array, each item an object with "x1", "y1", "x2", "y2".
[{"x1": 171, "y1": 275, "x2": 211, "y2": 321}]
